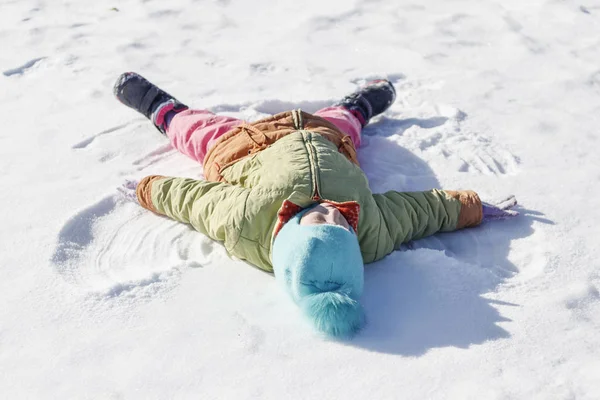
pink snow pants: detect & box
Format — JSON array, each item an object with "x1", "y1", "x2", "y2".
[{"x1": 166, "y1": 106, "x2": 363, "y2": 164}]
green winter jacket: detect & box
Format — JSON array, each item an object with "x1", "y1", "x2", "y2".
[{"x1": 136, "y1": 111, "x2": 482, "y2": 272}]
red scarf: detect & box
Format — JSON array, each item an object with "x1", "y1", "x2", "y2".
[{"x1": 273, "y1": 199, "x2": 360, "y2": 238}]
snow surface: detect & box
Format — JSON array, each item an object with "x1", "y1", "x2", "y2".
[{"x1": 2, "y1": 0, "x2": 600, "y2": 398}]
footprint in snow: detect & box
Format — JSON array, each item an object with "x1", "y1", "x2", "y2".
[{"x1": 3, "y1": 57, "x2": 46, "y2": 77}]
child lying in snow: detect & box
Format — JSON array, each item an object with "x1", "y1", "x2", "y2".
[{"x1": 114, "y1": 72, "x2": 517, "y2": 338}]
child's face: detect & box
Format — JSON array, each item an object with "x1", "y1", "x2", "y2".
[{"x1": 299, "y1": 203, "x2": 351, "y2": 231}]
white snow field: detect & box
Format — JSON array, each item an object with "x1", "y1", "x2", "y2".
[{"x1": 1, "y1": 0, "x2": 600, "y2": 398}]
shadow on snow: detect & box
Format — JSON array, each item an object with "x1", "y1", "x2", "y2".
[{"x1": 348, "y1": 115, "x2": 548, "y2": 355}]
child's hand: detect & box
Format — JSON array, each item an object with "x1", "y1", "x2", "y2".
[
  {"x1": 117, "y1": 179, "x2": 139, "y2": 204},
  {"x1": 482, "y1": 195, "x2": 518, "y2": 221}
]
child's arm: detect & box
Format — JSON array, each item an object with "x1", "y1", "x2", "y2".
[
  {"x1": 136, "y1": 175, "x2": 249, "y2": 243},
  {"x1": 372, "y1": 189, "x2": 484, "y2": 253}
]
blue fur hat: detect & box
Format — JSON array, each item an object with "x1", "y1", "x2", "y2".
[{"x1": 272, "y1": 207, "x2": 365, "y2": 338}]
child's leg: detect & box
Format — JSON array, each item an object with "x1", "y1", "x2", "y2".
[
  {"x1": 314, "y1": 106, "x2": 363, "y2": 148},
  {"x1": 113, "y1": 72, "x2": 243, "y2": 163},
  {"x1": 166, "y1": 109, "x2": 243, "y2": 164},
  {"x1": 316, "y1": 79, "x2": 397, "y2": 149}
]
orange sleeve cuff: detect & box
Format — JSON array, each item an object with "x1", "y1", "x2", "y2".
[
  {"x1": 444, "y1": 190, "x2": 483, "y2": 229},
  {"x1": 136, "y1": 175, "x2": 166, "y2": 214}
]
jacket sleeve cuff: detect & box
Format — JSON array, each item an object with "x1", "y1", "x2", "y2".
[
  {"x1": 136, "y1": 175, "x2": 166, "y2": 214},
  {"x1": 444, "y1": 190, "x2": 483, "y2": 229}
]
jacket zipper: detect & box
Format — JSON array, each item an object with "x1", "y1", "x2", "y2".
[{"x1": 304, "y1": 132, "x2": 321, "y2": 201}]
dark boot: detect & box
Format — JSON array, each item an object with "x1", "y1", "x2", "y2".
[
  {"x1": 335, "y1": 79, "x2": 396, "y2": 127},
  {"x1": 113, "y1": 72, "x2": 188, "y2": 134}
]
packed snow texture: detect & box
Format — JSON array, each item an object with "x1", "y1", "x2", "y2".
[{"x1": 1, "y1": 0, "x2": 600, "y2": 398}]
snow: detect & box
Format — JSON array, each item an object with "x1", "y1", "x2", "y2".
[{"x1": 1, "y1": 0, "x2": 600, "y2": 398}]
